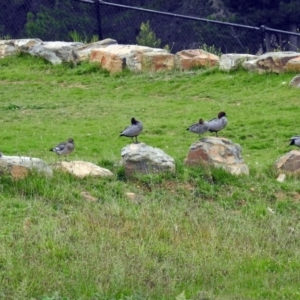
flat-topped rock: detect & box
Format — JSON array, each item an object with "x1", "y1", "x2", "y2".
[
  {"x1": 176, "y1": 49, "x2": 219, "y2": 70},
  {"x1": 90, "y1": 44, "x2": 169, "y2": 73},
  {"x1": 52, "y1": 161, "x2": 114, "y2": 178}
]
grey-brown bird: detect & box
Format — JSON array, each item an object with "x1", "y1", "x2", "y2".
[
  {"x1": 120, "y1": 117, "x2": 143, "y2": 144},
  {"x1": 290, "y1": 136, "x2": 300, "y2": 147},
  {"x1": 187, "y1": 118, "x2": 209, "y2": 137},
  {"x1": 50, "y1": 138, "x2": 75, "y2": 158},
  {"x1": 207, "y1": 111, "x2": 228, "y2": 136}
]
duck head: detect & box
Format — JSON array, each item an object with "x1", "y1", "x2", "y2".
[
  {"x1": 218, "y1": 111, "x2": 227, "y2": 119},
  {"x1": 131, "y1": 117, "x2": 138, "y2": 125}
]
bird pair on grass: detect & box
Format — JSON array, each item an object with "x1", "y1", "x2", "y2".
[
  {"x1": 186, "y1": 112, "x2": 300, "y2": 148},
  {"x1": 187, "y1": 111, "x2": 228, "y2": 137}
]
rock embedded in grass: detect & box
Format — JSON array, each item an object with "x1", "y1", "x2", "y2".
[
  {"x1": 243, "y1": 51, "x2": 300, "y2": 74},
  {"x1": 121, "y1": 143, "x2": 175, "y2": 177},
  {"x1": 176, "y1": 49, "x2": 220, "y2": 70},
  {"x1": 289, "y1": 74, "x2": 300, "y2": 88},
  {"x1": 0, "y1": 154, "x2": 53, "y2": 179},
  {"x1": 0, "y1": 38, "x2": 42, "y2": 59},
  {"x1": 219, "y1": 53, "x2": 258, "y2": 71},
  {"x1": 275, "y1": 150, "x2": 300, "y2": 174},
  {"x1": 52, "y1": 161, "x2": 114, "y2": 179},
  {"x1": 29, "y1": 41, "x2": 84, "y2": 65},
  {"x1": 184, "y1": 137, "x2": 249, "y2": 175}
]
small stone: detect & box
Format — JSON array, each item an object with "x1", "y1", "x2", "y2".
[
  {"x1": 267, "y1": 207, "x2": 275, "y2": 214},
  {"x1": 125, "y1": 192, "x2": 143, "y2": 204},
  {"x1": 276, "y1": 174, "x2": 286, "y2": 182},
  {"x1": 125, "y1": 192, "x2": 136, "y2": 201},
  {"x1": 80, "y1": 191, "x2": 98, "y2": 202},
  {"x1": 174, "y1": 224, "x2": 178, "y2": 232},
  {"x1": 23, "y1": 217, "x2": 32, "y2": 233}
]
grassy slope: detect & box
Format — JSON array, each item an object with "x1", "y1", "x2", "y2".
[{"x1": 0, "y1": 54, "x2": 300, "y2": 299}]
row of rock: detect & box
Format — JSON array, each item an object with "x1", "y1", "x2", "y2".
[
  {"x1": 0, "y1": 138, "x2": 248, "y2": 179},
  {"x1": 0, "y1": 38, "x2": 218, "y2": 73},
  {"x1": 1, "y1": 38, "x2": 300, "y2": 83},
  {"x1": 1, "y1": 137, "x2": 299, "y2": 181},
  {"x1": 0, "y1": 154, "x2": 113, "y2": 180}
]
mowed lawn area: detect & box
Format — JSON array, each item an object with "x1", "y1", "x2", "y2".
[{"x1": 0, "y1": 54, "x2": 300, "y2": 300}]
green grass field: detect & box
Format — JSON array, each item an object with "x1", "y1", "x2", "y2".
[{"x1": 1, "y1": 53, "x2": 300, "y2": 300}]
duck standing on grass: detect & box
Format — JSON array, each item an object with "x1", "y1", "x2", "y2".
[
  {"x1": 187, "y1": 118, "x2": 209, "y2": 138},
  {"x1": 120, "y1": 117, "x2": 143, "y2": 144},
  {"x1": 290, "y1": 136, "x2": 300, "y2": 147},
  {"x1": 207, "y1": 111, "x2": 228, "y2": 136},
  {"x1": 50, "y1": 138, "x2": 75, "y2": 158}
]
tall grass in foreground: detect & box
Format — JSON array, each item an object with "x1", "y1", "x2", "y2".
[{"x1": 0, "y1": 54, "x2": 300, "y2": 299}]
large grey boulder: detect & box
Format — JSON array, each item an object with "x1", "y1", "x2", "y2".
[
  {"x1": 13, "y1": 38, "x2": 43, "y2": 52},
  {"x1": 52, "y1": 161, "x2": 114, "y2": 178},
  {"x1": 0, "y1": 153, "x2": 53, "y2": 179},
  {"x1": 28, "y1": 41, "x2": 84, "y2": 64},
  {"x1": 243, "y1": 51, "x2": 300, "y2": 73},
  {"x1": 184, "y1": 137, "x2": 249, "y2": 175},
  {"x1": 121, "y1": 143, "x2": 175, "y2": 177},
  {"x1": 219, "y1": 53, "x2": 258, "y2": 71}
]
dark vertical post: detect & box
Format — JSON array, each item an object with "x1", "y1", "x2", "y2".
[
  {"x1": 95, "y1": 0, "x2": 103, "y2": 40},
  {"x1": 260, "y1": 25, "x2": 267, "y2": 53}
]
